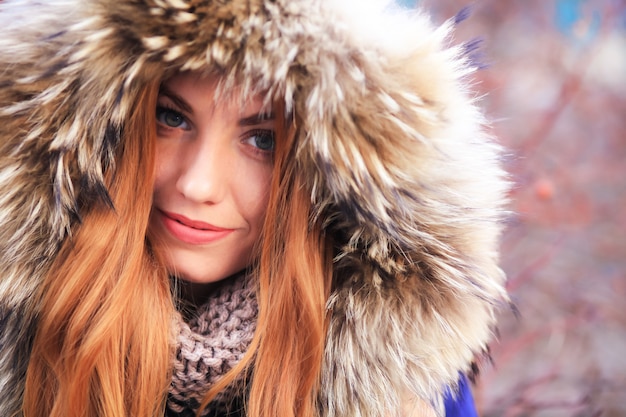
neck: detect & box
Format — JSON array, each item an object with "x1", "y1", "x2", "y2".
[{"x1": 172, "y1": 270, "x2": 248, "y2": 317}]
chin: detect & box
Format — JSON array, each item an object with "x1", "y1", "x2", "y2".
[
  {"x1": 165, "y1": 257, "x2": 248, "y2": 285},
  {"x1": 170, "y1": 267, "x2": 228, "y2": 284},
  {"x1": 161, "y1": 242, "x2": 256, "y2": 285}
]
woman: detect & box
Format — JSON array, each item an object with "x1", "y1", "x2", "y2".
[{"x1": 0, "y1": 0, "x2": 509, "y2": 416}]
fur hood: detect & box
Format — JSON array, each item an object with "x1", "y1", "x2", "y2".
[{"x1": 0, "y1": 0, "x2": 508, "y2": 415}]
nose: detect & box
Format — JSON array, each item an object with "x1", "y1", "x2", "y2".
[{"x1": 176, "y1": 132, "x2": 228, "y2": 204}]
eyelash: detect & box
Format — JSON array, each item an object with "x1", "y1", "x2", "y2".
[
  {"x1": 156, "y1": 105, "x2": 190, "y2": 130},
  {"x1": 156, "y1": 102, "x2": 275, "y2": 159},
  {"x1": 242, "y1": 129, "x2": 276, "y2": 158}
]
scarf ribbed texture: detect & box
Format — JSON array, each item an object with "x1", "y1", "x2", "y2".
[{"x1": 167, "y1": 274, "x2": 257, "y2": 416}]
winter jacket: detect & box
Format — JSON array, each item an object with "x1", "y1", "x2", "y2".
[{"x1": 0, "y1": 0, "x2": 509, "y2": 416}]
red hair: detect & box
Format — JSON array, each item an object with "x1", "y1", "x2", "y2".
[
  {"x1": 200, "y1": 107, "x2": 334, "y2": 417},
  {"x1": 24, "y1": 80, "x2": 173, "y2": 417}
]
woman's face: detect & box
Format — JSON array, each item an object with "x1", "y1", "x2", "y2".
[{"x1": 150, "y1": 72, "x2": 275, "y2": 284}]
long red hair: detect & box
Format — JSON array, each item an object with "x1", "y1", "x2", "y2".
[
  {"x1": 23, "y1": 80, "x2": 173, "y2": 417},
  {"x1": 199, "y1": 107, "x2": 334, "y2": 416}
]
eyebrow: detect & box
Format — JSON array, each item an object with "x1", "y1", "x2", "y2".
[
  {"x1": 158, "y1": 86, "x2": 193, "y2": 114},
  {"x1": 238, "y1": 112, "x2": 275, "y2": 127},
  {"x1": 158, "y1": 85, "x2": 274, "y2": 126}
]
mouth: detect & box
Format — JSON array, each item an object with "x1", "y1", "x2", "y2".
[
  {"x1": 157, "y1": 209, "x2": 234, "y2": 245},
  {"x1": 161, "y1": 210, "x2": 230, "y2": 231}
]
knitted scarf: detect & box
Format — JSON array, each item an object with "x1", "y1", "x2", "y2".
[{"x1": 167, "y1": 274, "x2": 257, "y2": 416}]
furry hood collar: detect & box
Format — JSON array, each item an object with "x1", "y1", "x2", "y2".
[{"x1": 0, "y1": 0, "x2": 508, "y2": 415}]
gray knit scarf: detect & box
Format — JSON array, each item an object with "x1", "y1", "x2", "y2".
[{"x1": 167, "y1": 274, "x2": 257, "y2": 416}]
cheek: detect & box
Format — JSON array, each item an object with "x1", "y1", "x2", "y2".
[
  {"x1": 234, "y1": 164, "x2": 273, "y2": 228},
  {"x1": 152, "y1": 145, "x2": 176, "y2": 195}
]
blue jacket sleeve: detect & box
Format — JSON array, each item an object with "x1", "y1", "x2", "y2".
[{"x1": 443, "y1": 374, "x2": 479, "y2": 417}]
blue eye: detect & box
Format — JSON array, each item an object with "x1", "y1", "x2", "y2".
[
  {"x1": 156, "y1": 106, "x2": 189, "y2": 129},
  {"x1": 246, "y1": 130, "x2": 275, "y2": 152}
]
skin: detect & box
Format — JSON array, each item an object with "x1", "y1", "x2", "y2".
[{"x1": 149, "y1": 71, "x2": 276, "y2": 292}]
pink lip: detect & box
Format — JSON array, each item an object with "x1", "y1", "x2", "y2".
[{"x1": 157, "y1": 210, "x2": 234, "y2": 245}]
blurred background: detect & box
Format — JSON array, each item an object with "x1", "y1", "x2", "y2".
[{"x1": 400, "y1": 0, "x2": 626, "y2": 415}]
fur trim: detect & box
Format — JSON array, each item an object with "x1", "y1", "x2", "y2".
[{"x1": 0, "y1": 0, "x2": 509, "y2": 415}]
